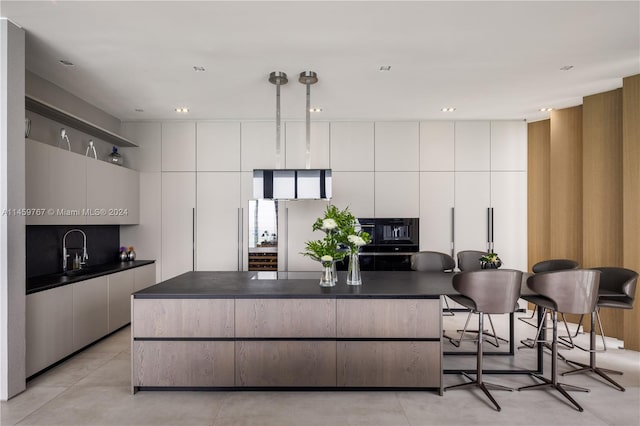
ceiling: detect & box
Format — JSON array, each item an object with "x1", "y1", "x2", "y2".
[{"x1": 1, "y1": 1, "x2": 639, "y2": 122}]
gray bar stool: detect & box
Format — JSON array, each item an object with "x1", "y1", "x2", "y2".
[
  {"x1": 411, "y1": 251, "x2": 456, "y2": 315},
  {"x1": 562, "y1": 267, "x2": 638, "y2": 391},
  {"x1": 444, "y1": 269, "x2": 523, "y2": 411},
  {"x1": 519, "y1": 269, "x2": 601, "y2": 412},
  {"x1": 450, "y1": 250, "x2": 507, "y2": 348}
]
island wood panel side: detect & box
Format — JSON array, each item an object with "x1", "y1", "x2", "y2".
[
  {"x1": 133, "y1": 341, "x2": 234, "y2": 387},
  {"x1": 132, "y1": 299, "x2": 234, "y2": 337},
  {"x1": 337, "y1": 341, "x2": 440, "y2": 387},
  {"x1": 336, "y1": 299, "x2": 440, "y2": 338},
  {"x1": 235, "y1": 341, "x2": 336, "y2": 387},
  {"x1": 235, "y1": 298, "x2": 336, "y2": 337}
]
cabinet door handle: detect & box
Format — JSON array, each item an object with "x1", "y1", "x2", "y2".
[
  {"x1": 192, "y1": 207, "x2": 196, "y2": 271},
  {"x1": 238, "y1": 207, "x2": 243, "y2": 271},
  {"x1": 450, "y1": 207, "x2": 455, "y2": 258}
]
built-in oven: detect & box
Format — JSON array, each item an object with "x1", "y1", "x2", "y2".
[{"x1": 338, "y1": 218, "x2": 419, "y2": 271}]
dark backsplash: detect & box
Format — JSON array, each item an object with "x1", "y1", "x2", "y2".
[{"x1": 26, "y1": 225, "x2": 120, "y2": 278}]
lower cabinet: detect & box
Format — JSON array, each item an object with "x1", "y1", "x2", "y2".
[
  {"x1": 337, "y1": 341, "x2": 440, "y2": 387},
  {"x1": 132, "y1": 296, "x2": 442, "y2": 390},
  {"x1": 132, "y1": 341, "x2": 234, "y2": 387},
  {"x1": 26, "y1": 264, "x2": 156, "y2": 377},
  {"x1": 73, "y1": 276, "x2": 109, "y2": 351},
  {"x1": 108, "y1": 269, "x2": 135, "y2": 333},
  {"x1": 236, "y1": 341, "x2": 336, "y2": 387},
  {"x1": 26, "y1": 285, "x2": 74, "y2": 377}
]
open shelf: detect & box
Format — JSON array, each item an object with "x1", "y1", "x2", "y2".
[{"x1": 25, "y1": 96, "x2": 137, "y2": 148}]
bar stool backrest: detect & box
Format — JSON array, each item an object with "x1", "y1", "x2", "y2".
[
  {"x1": 532, "y1": 259, "x2": 579, "y2": 273},
  {"x1": 526, "y1": 269, "x2": 600, "y2": 315},
  {"x1": 452, "y1": 269, "x2": 523, "y2": 314},
  {"x1": 457, "y1": 250, "x2": 487, "y2": 271},
  {"x1": 411, "y1": 251, "x2": 455, "y2": 272},
  {"x1": 592, "y1": 267, "x2": 638, "y2": 307}
]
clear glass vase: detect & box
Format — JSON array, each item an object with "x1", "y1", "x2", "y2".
[
  {"x1": 346, "y1": 252, "x2": 362, "y2": 286},
  {"x1": 319, "y1": 263, "x2": 336, "y2": 287}
]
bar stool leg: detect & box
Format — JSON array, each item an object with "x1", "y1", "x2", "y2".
[
  {"x1": 562, "y1": 312, "x2": 625, "y2": 391},
  {"x1": 518, "y1": 311, "x2": 590, "y2": 412},
  {"x1": 445, "y1": 312, "x2": 513, "y2": 412}
]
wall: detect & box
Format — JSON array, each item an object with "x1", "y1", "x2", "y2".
[
  {"x1": 622, "y1": 74, "x2": 640, "y2": 351},
  {"x1": 528, "y1": 75, "x2": 640, "y2": 348},
  {"x1": 0, "y1": 18, "x2": 26, "y2": 400}
]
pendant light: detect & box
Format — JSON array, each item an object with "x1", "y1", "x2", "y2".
[
  {"x1": 299, "y1": 71, "x2": 318, "y2": 169},
  {"x1": 269, "y1": 71, "x2": 288, "y2": 169}
]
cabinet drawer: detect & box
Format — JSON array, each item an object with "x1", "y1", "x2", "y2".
[
  {"x1": 337, "y1": 299, "x2": 440, "y2": 338},
  {"x1": 337, "y1": 341, "x2": 440, "y2": 387},
  {"x1": 133, "y1": 299, "x2": 234, "y2": 337},
  {"x1": 235, "y1": 299, "x2": 336, "y2": 337},
  {"x1": 133, "y1": 341, "x2": 234, "y2": 387},
  {"x1": 236, "y1": 341, "x2": 336, "y2": 387}
]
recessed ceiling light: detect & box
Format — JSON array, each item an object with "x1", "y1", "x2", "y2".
[
  {"x1": 175, "y1": 107, "x2": 189, "y2": 113},
  {"x1": 539, "y1": 107, "x2": 554, "y2": 112},
  {"x1": 560, "y1": 65, "x2": 574, "y2": 71},
  {"x1": 59, "y1": 60, "x2": 74, "y2": 66},
  {"x1": 379, "y1": 65, "x2": 391, "y2": 72},
  {"x1": 193, "y1": 66, "x2": 206, "y2": 72},
  {"x1": 441, "y1": 107, "x2": 456, "y2": 112},
  {"x1": 134, "y1": 108, "x2": 144, "y2": 113},
  {"x1": 309, "y1": 108, "x2": 323, "y2": 113}
]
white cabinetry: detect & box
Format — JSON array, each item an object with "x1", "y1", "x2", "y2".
[
  {"x1": 241, "y1": 122, "x2": 277, "y2": 171},
  {"x1": 490, "y1": 121, "x2": 527, "y2": 171},
  {"x1": 25, "y1": 139, "x2": 140, "y2": 225},
  {"x1": 196, "y1": 172, "x2": 241, "y2": 270},
  {"x1": 25, "y1": 139, "x2": 86, "y2": 225},
  {"x1": 491, "y1": 171, "x2": 527, "y2": 271},
  {"x1": 420, "y1": 121, "x2": 455, "y2": 171},
  {"x1": 285, "y1": 122, "x2": 330, "y2": 169},
  {"x1": 161, "y1": 172, "x2": 196, "y2": 280},
  {"x1": 162, "y1": 122, "x2": 196, "y2": 172},
  {"x1": 26, "y1": 285, "x2": 74, "y2": 377},
  {"x1": 330, "y1": 122, "x2": 374, "y2": 172},
  {"x1": 72, "y1": 276, "x2": 109, "y2": 351},
  {"x1": 330, "y1": 172, "x2": 375, "y2": 218},
  {"x1": 374, "y1": 172, "x2": 419, "y2": 218},
  {"x1": 134, "y1": 263, "x2": 157, "y2": 292},
  {"x1": 454, "y1": 121, "x2": 491, "y2": 171},
  {"x1": 108, "y1": 269, "x2": 134, "y2": 333},
  {"x1": 420, "y1": 172, "x2": 454, "y2": 253},
  {"x1": 374, "y1": 122, "x2": 419, "y2": 171},
  {"x1": 454, "y1": 172, "x2": 491, "y2": 254},
  {"x1": 196, "y1": 122, "x2": 241, "y2": 171},
  {"x1": 86, "y1": 159, "x2": 140, "y2": 225},
  {"x1": 285, "y1": 200, "x2": 331, "y2": 271}
]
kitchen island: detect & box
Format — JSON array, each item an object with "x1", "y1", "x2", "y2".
[{"x1": 131, "y1": 271, "x2": 453, "y2": 393}]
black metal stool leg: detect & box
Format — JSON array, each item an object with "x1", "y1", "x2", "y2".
[
  {"x1": 446, "y1": 312, "x2": 513, "y2": 412},
  {"x1": 519, "y1": 311, "x2": 589, "y2": 412},
  {"x1": 562, "y1": 312, "x2": 626, "y2": 391}
]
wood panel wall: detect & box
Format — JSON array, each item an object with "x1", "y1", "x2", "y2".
[
  {"x1": 623, "y1": 74, "x2": 640, "y2": 351},
  {"x1": 527, "y1": 75, "x2": 640, "y2": 349},
  {"x1": 527, "y1": 120, "x2": 550, "y2": 271},
  {"x1": 582, "y1": 89, "x2": 624, "y2": 338},
  {"x1": 549, "y1": 106, "x2": 583, "y2": 263}
]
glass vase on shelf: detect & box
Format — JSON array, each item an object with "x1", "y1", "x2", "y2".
[{"x1": 346, "y1": 252, "x2": 362, "y2": 286}]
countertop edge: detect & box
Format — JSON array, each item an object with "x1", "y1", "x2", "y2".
[{"x1": 27, "y1": 260, "x2": 156, "y2": 295}]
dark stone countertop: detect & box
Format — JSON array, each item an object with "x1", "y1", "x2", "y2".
[
  {"x1": 133, "y1": 270, "x2": 457, "y2": 299},
  {"x1": 27, "y1": 260, "x2": 155, "y2": 295}
]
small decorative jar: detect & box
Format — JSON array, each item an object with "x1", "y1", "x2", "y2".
[
  {"x1": 127, "y1": 246, "x2": 136, "y2": 261},
  {"x1": 119, "y1": 246, "x2": 128, "y2": 262},
  {"x1": 108, "y1": 146, "x2": 123, "y2": 166}
]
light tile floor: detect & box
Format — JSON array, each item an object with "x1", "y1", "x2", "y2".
[{"x1": 2, "y1": 311, "x2": 639, "y2": 426}]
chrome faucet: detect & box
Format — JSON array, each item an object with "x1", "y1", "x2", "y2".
[{"x1": 62, "y1": 229, "x2": 88, "y2": 271}]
